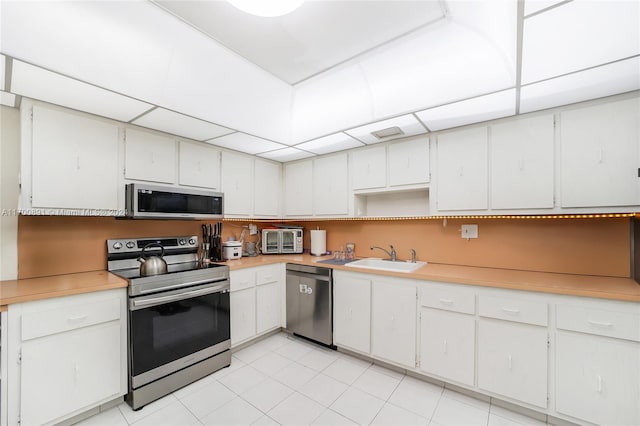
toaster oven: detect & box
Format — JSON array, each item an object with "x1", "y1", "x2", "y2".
[{"x1": 262, "y1": 228, "x2": 303, "y2": 254}]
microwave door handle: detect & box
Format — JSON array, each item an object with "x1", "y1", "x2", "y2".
[{"x1": 131, "y1": 284, "x2": 227, "y2": 310}]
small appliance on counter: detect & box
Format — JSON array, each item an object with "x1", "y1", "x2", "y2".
[
  {"x1": 262, "y1": 227, "x2": 303, "y2": 254},
  {"x1": 223, "y1": 241, "x2": 242, "y2": 260}
]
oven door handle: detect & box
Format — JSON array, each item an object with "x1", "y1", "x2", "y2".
[{"x1": 132, "y1": 284, "x2": 227, "y2": 309}]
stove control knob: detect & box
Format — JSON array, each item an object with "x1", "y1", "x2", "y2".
[
  {"x1": 112, "y1": 242, "x2": 123, "y2": 250},
  {"x1": 188, "y1": 238, "x2": 196, "y2": 245},
  {"x1": 179, "y1": 239, "x2": 186, "y2": 246},
  {"x1": 126, "y1": 241, "x2": 135, "y2": 249}
]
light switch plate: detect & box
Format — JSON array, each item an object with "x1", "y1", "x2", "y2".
[{"x1": 461, "y1": 224, "x2": 478, "y2": 239}]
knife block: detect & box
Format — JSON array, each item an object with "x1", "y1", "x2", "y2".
[{"x1": 210, "y1": 235, "x2": 224, "y2": 262}]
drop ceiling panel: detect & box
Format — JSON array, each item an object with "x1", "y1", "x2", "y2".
[
  {"x1": 296, "y1": 133, "x2": 364, "y2": 155},
  {"x1": 206, "y1": 132, "x2": 287, "y2": 155},
  {"x1": 0, "y1": 91, "x2": 16, "y2": 108},
  {"x1": 520, "y1": 57, "x2": 640, "y2": 114},
  {"x1": 155, "y1": 0, "x2": 445, "y2": 84},
  {"x1": 521, "y1": 1, "x2": 640, "y2": 84},
  {"x1": 258, "y1": 147, "x2": 314, "y2": 162},
  {"x1": 11, "y1": 60, "x2": 153, "y2": 122},
  {"x1": 0, "y1": 55, "x2": 5, "y2": 91},
  {"x1": 523, "y1": 0, "x2": 565, "y2": 17},
  {"x1": 416, "y1": 89, "x2": 516, "y2": 131},
  {"x1": 132, "y1": 108, "x2": 234, "y2": 141},
  {"x1": 346, "y1": 114, "x2": 426, "y2": 144}
]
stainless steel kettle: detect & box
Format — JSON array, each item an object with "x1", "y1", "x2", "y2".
[{"x1": 137, "y1": 243, "x2": 168, "y2": 276}]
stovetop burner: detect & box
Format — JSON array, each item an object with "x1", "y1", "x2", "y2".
[{"x1": 111, "y1": 261, "x2": 226, "y2": 280}]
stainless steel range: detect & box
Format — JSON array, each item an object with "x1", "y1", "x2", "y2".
[{"x1": 107, "y1": 235, "x2": 230, "y2": 410}]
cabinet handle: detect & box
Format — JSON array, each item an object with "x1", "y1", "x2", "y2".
[
  {"x1": 508, "y1": 354, "x2": 513, "y2": 370},
  {"x1": 597, "y1": 375, "x2": 603, "y2": 393},
  {"x1": 151, "y1": 152, "x2": 155, "y2": 164},
  {"x1": 458, "y1": 166, "x2": 464, "y2": 177},
  {"x1": 74, "y1": 364, "x2": 80, "y2": 382},
  {"x1": 501, "y1": 307, "x2": 520, "y2": 316},
  {"x1": 588, "y1": 319, "x2": 613, "y2": 328},
  {"x1": 518, "y1": 158, "x2": 524, "y2": 172},
  {"x1": 67, "y1": 315, "x2": 87, "y2": 322},
  {"x1": 406, "y1": 158, "x2": 410, "y2": 168},
  {"x1": 76, "y1": 156, "x2": 81, "y2": 170},
  {"x1": 598, "y1": 148, "x2": 604, "y2": 164},
  {"x1": 439, "y1": 298, "x2": 454, "y2": 306},
  {"x1": 443, "y1": 339, "x2": 448, "y2": 355},
  {"x1": 349, "y1": 308, "x2": 353, "y2": 319}
]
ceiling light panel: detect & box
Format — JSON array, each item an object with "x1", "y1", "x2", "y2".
[
  {"x1": 520, "y1": 57, "x2": 640, "y2": 114},
  {"x1": 416, "y1": 89, "x2": 516, "y2": 131},
  {"x1": 523, "y1": 0, "x2": 565, "y2": 17},
  {"x1": 206, "y1": 132, "x2": 287, "y2": 155},
  {"x1": 346, "y1": 114, "x2": 426, "y2": 144},
  {"x1": 296, "y1": 133, "x2": 364, "y2": 155},
  {"x1": 521, "y1": 1, "x2": 640, "y2": 84},
  {"x1": 0, "y1": 91, "x2": 16, "y2": 108},
  {"x1": 0, "y1": 55, "x2": 5, "y2": 91},
  {"x1": 258, "y1": 147, "x2": 314, "y2": 162},
  {"x1": 132, "y1": 108, "x2": 234, "y2": 141},
  {"x1": 11, "y1": 60, "x2": 152, "y2": 122}
]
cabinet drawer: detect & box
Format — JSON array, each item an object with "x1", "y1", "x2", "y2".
[
  {"x1": 256, "y1": 264, "x2": 280, "y2": 286},
  {"x1": 421, "y1": 283, "x2": 475, "y2": 314},
  {"x1": 22, "y1": 297, "x2": 121, "y2": 341},
  {"x1": 479, "y1": 295, "x2": 547, "y2": 326},
  {"x1": 556, "y1": 304, "x2": 640, "y2": 342},
  {"x1": 230, "y1": 269, "x2": 256, "y2": 292}
]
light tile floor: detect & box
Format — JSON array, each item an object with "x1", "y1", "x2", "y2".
[{"x1": 76, "y1": 332, "x2": 551, "y2": 426}]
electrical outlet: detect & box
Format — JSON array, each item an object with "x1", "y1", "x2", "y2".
[
  {"x1": 461, "y1": 224, "x2": 478, "y2": 239},
  {"x1": 249, "y1": 224, "x2": 258, "y2": 235}
]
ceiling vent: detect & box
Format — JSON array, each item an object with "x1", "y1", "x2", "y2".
[{"x1": 371, "y1": 126, "x2": 404, "y2": 140}]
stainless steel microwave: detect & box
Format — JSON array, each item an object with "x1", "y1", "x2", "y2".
[
  {"x1": 125, "y1": 183, "x2": 223, "y2": 220},
  {"x1": 262, "y1": 228, "x2": 303, "y2": 254}
]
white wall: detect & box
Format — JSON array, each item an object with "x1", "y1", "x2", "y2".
[{"x1": 0, "y1": 105, "x2": 19, "y2": 280}]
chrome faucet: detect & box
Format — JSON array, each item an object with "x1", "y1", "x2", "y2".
[
  {"x1": 370, "y1": 245, "x2": 397, "y2": 261},
  {"x1": 410, "y1": 249, "x2": 416, "y2": 263}
]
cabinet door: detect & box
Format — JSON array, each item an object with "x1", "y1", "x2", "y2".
[
  {"x1": 351, "y1": 145, "x2": 386, "y2": 190},
  {"x1": 313, "y1": 153, "x2": 349, "y2": 215},
  {"x1": 20, "y1": 322, "x2": 121, "y2": 426},
  {"x1": 561, "y1": 97, "x2": 640, "y2": 207},
  {"x1": 420, "y1": 308, "x2": 475, "y2": 386},
  {"x1": 254, "y1": 159, "x2": 281, "y2": 217},
  {"x1": 491, "y1": 115, "x2": 554, "y2": 209},
  {"x1": 257, "y1": 282, "x2": 281, "y2": 334},
  {"x1": 477, "y1": 319, "x2": 547, "y2": 408},
  {"x1": 388, "y1": 138, "x2": 430, "y2": 186},
  {"x1": 221, "y1": 151, "x2": 253, "y2": 216},
  {"x1": 436, "y1": 127, "x2": 488, "y2": 211},
  {"x1": 371, "y1": 280, "x2": 416, "y2": 367},
  {"x1": 125, "y1": 128, "x2": 176, "y2": 183},
  {"x1": 179, "y1": 142, "x2": 220, "y2": 189},
  {"x1": 556, "y1": 332, "x2": 640, "y2": 425},
  {"x1": 31, "y1": 105, "x2": 119, "y2": 210},
  {"x1": 333, "y1": 273, "x2": 371, "y2": 353},
  {"x1": 230, "y1": 288, "x2": 256, "y2": 346},
  {"x1": 284, "y1": 160, "x2": 313, "y2": 216}
]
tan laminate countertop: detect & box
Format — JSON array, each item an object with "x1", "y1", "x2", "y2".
[
  {"x1": 223, "y1": 254, "x2": 640, "y2": 302},
  {"x1": 0, "y1": 271, "x2": 128, "y2": 307},
  {"x1": 1, "y1": 256, "x2": 639, "y2": 308}
]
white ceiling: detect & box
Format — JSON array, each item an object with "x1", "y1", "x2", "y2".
[{"x1": 0, "y1": 0, "x2": 638, "y2": 161}]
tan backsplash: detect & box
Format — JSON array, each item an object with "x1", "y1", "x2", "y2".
[{"x1": 18, "y1": 215, "x2": 630, "y2": 279}]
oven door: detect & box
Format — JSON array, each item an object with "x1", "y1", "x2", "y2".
[{"x1": 128, "y1": 281, "x2": 230, "y2": 388}]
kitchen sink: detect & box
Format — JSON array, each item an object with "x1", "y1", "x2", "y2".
[{"x1": 345, "y1": 258, "x2": 427, "y2": 273}]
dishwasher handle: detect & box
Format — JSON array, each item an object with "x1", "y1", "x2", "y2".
[{"x1": 286, "y1": 270, "x2": 332, "y2": 282}]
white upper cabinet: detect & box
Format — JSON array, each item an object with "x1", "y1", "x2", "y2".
[
  {"x1": 124, "y1": 128, "x2": 176, "y2": 184},
  {"x1": 388, "y1": 138, "x2": 430, "y2": 187},
  {"x1": 254, "y1": 159, "x2": 281, "y2": 217},
  {"x1": 29, "y1": 104, "x2": 119, "y2": 211},
  {"x1": 351, "y1": 145, "x2": 386, "y2": 190},
  {"x1": 313, "y1": 153, "x2": 349, "y2": 216},
  {"x1": 284, "y1": 160, "x2": 313, "y2": 217},
  {"x1": 221, "y1": 151, "x2": 253, "y2": 216},
  {"x1": 178, "y1": 141, "x2": 220, "y2": 189},
  {"x1": 490, "y1": 114, "x2": 555, "y2": 209},
  {"x1": 436, "y1": 127, "x2": 488, "y2": 211},
  {"x1": 560, "y1": 97, "x2": 640, "y2": 208}
]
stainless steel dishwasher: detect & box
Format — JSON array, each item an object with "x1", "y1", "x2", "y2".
[{"x1": 286, "y1": 264, "x2": 334, "y2": 348}]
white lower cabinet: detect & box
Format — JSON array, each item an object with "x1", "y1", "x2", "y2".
[
  {"x1": 371, "y1": 279, "x2": 416, "y2": 367},
  {"x1": 230, "y1": 288, "x2": 256, "y2": 345},
  {"x1": 477, "y1": 319, "x2": 548, "y2": 408},
  {"x1": 420, "y1": 308, "x2": 475, "y2": 386},
  {"x1": 333, "y1": 272, "x2": 371, "y2": 354},
  {"x1": 6, "y1": 289, "x2": 127, "y2": 426},
  {"x1": 555, "y1": 331, "x2": 640, "y2": 425}
]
